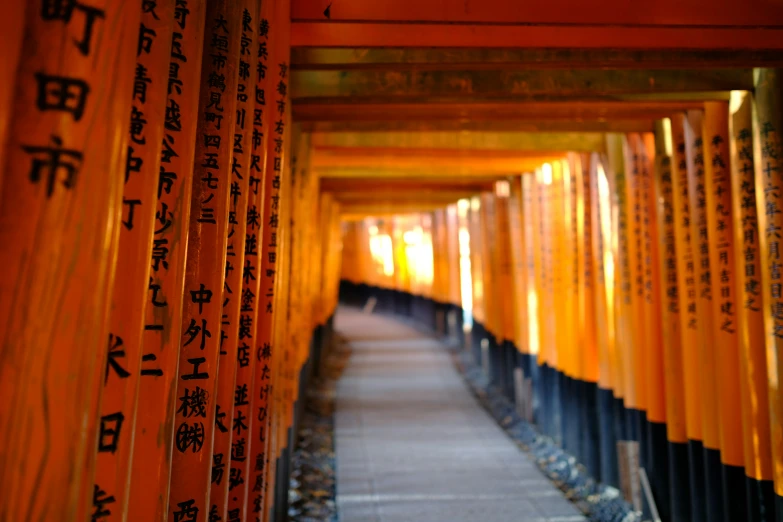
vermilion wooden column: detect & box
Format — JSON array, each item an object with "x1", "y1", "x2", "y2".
[
  {"x1": 94, "y1": 2, "x2": 175, "y2": 522},
  {"x1": 127, "y1": 2, "x2": 207, "y2": 520},
  {"x1": 267, "y1": 117, "x2": 295, "y2": 522},
  {"x1": 247, "y1": 0, "x2": 291, "y2": 516},
  {"x1": 653, "y1": 120, "x2": 689, "y2": 522},
  {"x1": 167, "y1": 1, "x2": 242, "y2": 519},
  {"x1": 0, "y1": 2, "x2": 25, "y2": 197},
  {"x1": 684, "y1": 109, "x2": 723, "y2": 521},
  {"x1": 607, "y1": 134, "x2": 633, "y2": 436},
  {"x1": 670, "y1": 113, "x2": 706, "y2": 522},
  {"x1": 623, "y1": 134, "x2": 648, "y2": 448},
  {"x1": 754, "y1": 68, "x2": 783, "y2": 522},
  {"x1": 0, "y1": 1, "x2": 140, "y2": 519},
  {"x1": 730, "y1": 90, "x2": 775, "y2": 522},
  {"x1": 228, "y1": 2, "x2": 268, "y2": 520},
  {"x1": 703, "y1": 101, "x2": 748, "y2": 521},
  {"x1": 208, "y1": 1, "x2": 258, "y2": 520}
]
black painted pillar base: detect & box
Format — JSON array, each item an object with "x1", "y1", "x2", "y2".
[
  {"x1": 668, "y1": 440, "x2": 691, "y2": 522},
  {"x1": 704, "y1": 446, "x2": 724, "y2": 522},
  {"x1": 597, "y1": 387, "x2": 619, "y2": 487},
  {"x1": 723, "y1": 463, "x2": 748, "y2": 522},
  {"x1": 647, "y1": 420, "x2": 670, "y2": 521},
  {"x1": 580, "y1": 381, "x2": 600, "y2": 480},
  {"x1": 745, "y1": 476, "x2": 776, "y2": 522}
]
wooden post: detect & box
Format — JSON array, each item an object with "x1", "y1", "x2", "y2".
[
  {"x1": 590, "y1": 151, "x2": 621, "y2": 486},
  {"x1": 94, "y1": 2, "x2": 175, "y2": 521},
  {"x1": 208, "y1": 0, "x2": 258, "y2": 520},
  {"x1": 624, "y1": 134, "x2": 649, "y2": 444},
  {"x1": 730, "y1": 89, "x2": 776, "y2": 522},
  {"x1": 0, "y1": 1, "x2": 25, "y2": 198},
  {"x1": 127, "y1": 1, "x2": 207, "y2": 519},
  {"x1": 670, "y1": 112, "x2": 707, "y2": 522},
  {"x1": 247, "y1": 0, "x2": 291, "y2": 515},
  {"x1": 684, "y1": 108, "x2": 723, "y2": 521},
  {"x1": 167, "y1": 1, "x2": 242, "y2": 518},
  {"x1": 653, "y1": 119, "x2": 690, "y2": 522},
  {"x1": 0, "y1": 0, "x2": 140, "y2": 519},
  {"x1": 754, "y1": 68, "x2": 783, "y2": 522},
  {"x1": 703, "y1": 100, "x2": 748, "y2": 521},
  {"x1": 607, "y1": 134, "x2": 634, "y2": 435}
]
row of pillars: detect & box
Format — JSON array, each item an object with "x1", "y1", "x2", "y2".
[
  {"x1": 464, "y1": 87, "x2": 783, "y2": 522},
  {"x1": 338, "y1": 75, "x2": 783, "y2": 522},
  {"x1": 0, "y1": 1, "x2": 343, "y2": 521}
]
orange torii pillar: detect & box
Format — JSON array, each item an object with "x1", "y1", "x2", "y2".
[
  {"x1": 653, "y1": 119, "x2": 690, "y2": 522},
  {"x1": 227, "y1": 5, "x2": 270, "y2": 518},
  {"x1": 574, "y1": 153, "x2": 601, "y2": 481},
  {"x1": 495, "y1": 188, "x2": 518, "y2": 400},
  {"x1": 730, "y1": 90, "x2": 777, "y2": 522},
  {"x1": 606, "y1": 134, "x2": 634, "y2": 448},
  {"x1": 167, "y1": 1, "x2": 241, "y2": 519},
  {"x1": 703, "y1": 101, "x2": 748, "y2": 521},
  {"x1": 268, "y1": 117, "x2": 296, "y2": 522},
  {"x1": 753, "y1": 69, "x2": 783, "y2": 522},
  {"x1": 94, "y1": 2, "x2": 174, "y2": 522},
  {"x1": 128, "y1": 1, "x2": 206, "y2": 519},
  {"x1": 637, "y1": 133, "x2": 670, "y2": 520},
  {"x1": 589, "y1": 152, "x2": 621, "y2": 488},
  {"x1": 209, "y1": 0, "x2": 258, "y2": 520},
  {"x1": 684, "y1": 109, "x2": 724, "y2": 522},
  {"x1": 670, "y1": 113, "x2": 707, "y2": 522},
  {"x1": 248, "y1": 0, "x2": 291, "y2": 517},
  {"x1": 468, "y1": 196, "x2": 486, "y2": 365},
  {"x1": 0, "y1": 2, "x2": 139, "y2": 520}
]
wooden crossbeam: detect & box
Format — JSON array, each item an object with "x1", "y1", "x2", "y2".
[
  {"x1": 291, "y1": 48, "x2": 783, "y2": 71},
  {"x1": 291, "y1": 69, "x2": 749, "y2": 101},
  {"x1": 311, "y1": 147, "x2": 563, "y2": 173},
  {"x1": 320, "y1": 177, "x2": 495, "y2": 193},
  {"x1": 301, "y1": 120, "x2": 655, "y2": 133},
  {"x1": 294, "y1": 100, "x2": 705, "y2": 123},
  {"x1": 291, "y1": 22, "x2": 783, "y2": 50},
  {"x1": 311, "y1": 131, "x2": 606, "y2": 152}
]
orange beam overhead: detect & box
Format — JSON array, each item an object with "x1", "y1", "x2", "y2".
[
  {"x1": 311, "y1": 147, "x2": 563, "y2": 173},
  {"x1": 291, "y1": 23, "x2": 783, "y2": 50},
  {"x1": 319, "y1": 178, "x2": 495, "y2": 193},
  {"x1": 294, "y1": 101, "x2": 706, "y2": 122},
  {"x1": 292, "y1": 0, "x2": 783, "y2": 26}
]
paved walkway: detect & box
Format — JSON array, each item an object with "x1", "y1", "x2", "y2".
[{"x1": 334, "y1": 308, "x2": 587, "y2": 522}]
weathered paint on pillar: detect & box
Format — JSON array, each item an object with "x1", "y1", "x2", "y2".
[
  {"x1": 0, "y1": 0, "x2": 140, "y2": 519},
  {"x1": 95, "y1": 2, "x2": 175, "y2": 521},
  {"x1": 167, "y1": 1, "x2": 242, "y2": 518},
  {"x1": 208, "y1": 1, "x2": 258, "y2": 520},
  {"x1": 128, "y1": 2, "x2": 207, "y2": 519}
]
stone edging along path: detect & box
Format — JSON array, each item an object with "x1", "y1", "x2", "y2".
[{"x1": 450, "y1": 348, "x2": 640, "y2": 522}]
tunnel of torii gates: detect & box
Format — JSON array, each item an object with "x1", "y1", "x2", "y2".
[{"x1": 7, "y1": 1, "x2": 783, "y2": 522}]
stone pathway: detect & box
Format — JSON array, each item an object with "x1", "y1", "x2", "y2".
[{"x1": 334, "y1": 308, "x2": 587, "y2": 522}]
